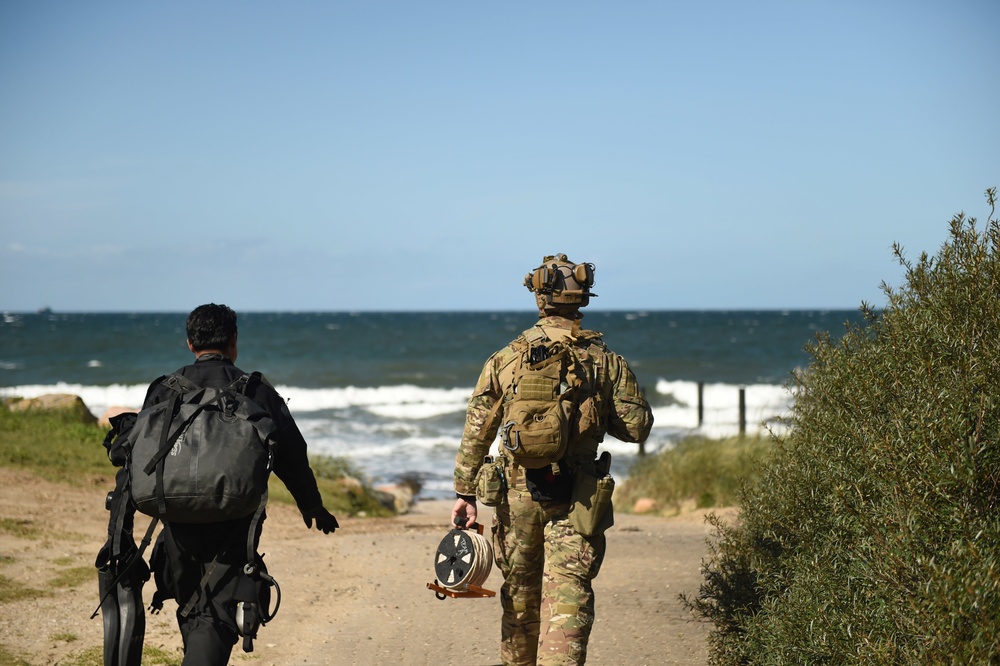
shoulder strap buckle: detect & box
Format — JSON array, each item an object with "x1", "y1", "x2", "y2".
[{"x1": 161, "y1": 373, "x2": 200, "y2": 394}]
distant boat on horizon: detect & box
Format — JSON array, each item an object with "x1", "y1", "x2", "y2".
[{"x1": 37, "y1": 306, "x2": 52, "y2": 315}]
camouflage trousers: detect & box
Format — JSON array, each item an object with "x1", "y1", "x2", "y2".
[{"x1": 492, "y1": 474, "x2": 606, "y2": 666}]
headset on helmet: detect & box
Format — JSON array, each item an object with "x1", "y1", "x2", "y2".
[{"x1": 523, "y1": 253, "x2": 597, "y2": 308}]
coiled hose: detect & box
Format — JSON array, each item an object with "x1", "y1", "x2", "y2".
[{"x1": 434, "y1": 528, "x2": 493, "y2": 591}]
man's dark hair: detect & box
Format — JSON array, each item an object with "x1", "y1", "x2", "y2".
[{"x1": 186, "y1": 304, "x2": 238, "y2": 351}]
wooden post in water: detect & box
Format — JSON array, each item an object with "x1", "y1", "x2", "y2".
[
  {"x1": 638, "y1": 386, "x2": 647, "y2": 456},
  {"x1": 697, "y1": 382, "x2": 704, "y2": 427},
  {"x1": 738, "y1": 386, "x2": 746, "y2": 437}
]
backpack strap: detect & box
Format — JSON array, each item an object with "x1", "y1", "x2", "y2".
[
  {"x1": 475, "y1": 396, "x2": 505, "y2": 442},
  {"x1": 242, "y1": 371, "x2": 262, "y2": 393},
  {"x1": 474, "y1": 337, "x2": 531, "y2": 442},
  {"x1": 147, "y1": 392, "x2": 183, "y2": 516}
]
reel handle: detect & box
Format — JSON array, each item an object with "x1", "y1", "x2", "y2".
[{"x1": 453, "y1": 517, "x2": 484, "y2": 535}]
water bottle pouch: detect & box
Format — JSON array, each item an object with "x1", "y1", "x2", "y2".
[{"x1": 569, "y1": 468, "x2": 615, "y2": 536}]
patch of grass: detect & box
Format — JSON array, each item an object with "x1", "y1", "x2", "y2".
[
  {"x1": 142, "y1": 646, "x2": 183, "y2": 666},
  {"x1": 62, "y1": 646, "x2": 101, "y2": 666},
  {"x1": 0, "y1": 518, "x2": 42, "y2": 539},
  {"x1": 0, "y1": 573, "x2": 49, "y2": 603},
  {"x1": 618, "y1": 435, "x2": 772, "y2": 513},
  {"x1": 143, "y1": 646, "x2": 184, "y2": 666},
  {"x1": 51, "y1": 631, "x2": 78, "y2": 642},
  {"x1": 0, "y1": 555, "x2": 14, "y2": 565},
  {"x1": 52, "y1": 556, "x2": 75, "y2": 566},
  {"x1": 65, "y1": 645, "x2": 182, "y2": 666},
  {"x1": 48, "y1": 565, "x2": 93, "y2": 590},
  {"x1": 309, "y1": 454, "x2": 365, "y2": 481},
  {"x1": 0, "y1": 645, "x2": 31, "y2": 666},
  {"x1": 0, "y1": 408, "x2": 113, "y2": 486}
]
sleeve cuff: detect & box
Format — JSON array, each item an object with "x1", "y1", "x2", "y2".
[
  {"x1": 300, "y1": 503, "x2": 323, "y2": 517},
  {"x1": 456, "y1": 492, "x2": 476, "y2": 502}
]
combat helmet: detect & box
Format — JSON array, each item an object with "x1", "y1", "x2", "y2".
[{"x1": 524, "y1": 253, "x2": 597, "y2": 313}]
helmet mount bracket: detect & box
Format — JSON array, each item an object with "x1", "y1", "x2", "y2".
[{"x1": 523, "y1": 254, "x2": 597, "y2": 306}]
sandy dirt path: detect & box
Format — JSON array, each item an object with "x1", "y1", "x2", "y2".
[{"x1": 0, "y1": 467, "x2": 718, "y2": 665}]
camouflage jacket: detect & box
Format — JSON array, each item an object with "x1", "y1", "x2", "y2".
[{"x1": 454, "y1": 315, "x2": 654, "y2": 497}]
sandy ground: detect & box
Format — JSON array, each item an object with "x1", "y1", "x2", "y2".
[{"x1": 0, "y1": 467, "x2": 723, "y2": 665}]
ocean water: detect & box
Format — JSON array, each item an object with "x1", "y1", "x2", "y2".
[{"x1": 0, "y1": 309, "x2": 864, "y2": 498}]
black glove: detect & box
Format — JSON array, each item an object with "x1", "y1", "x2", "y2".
[{"x1": 303, "y1": 506, "x2": 339, "y2": 534}]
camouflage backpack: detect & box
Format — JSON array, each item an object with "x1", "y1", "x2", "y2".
[{"x1": 496, "y1": 326, "x2": 602, "y2": 468}]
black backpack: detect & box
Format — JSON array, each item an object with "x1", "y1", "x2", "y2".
[{"x1": 124, "y1": 372, "x2": 277, "y2": 524}]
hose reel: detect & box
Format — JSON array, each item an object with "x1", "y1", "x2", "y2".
[{"x1": 426, "y1": 521, "x2": 496, "y2": 600}]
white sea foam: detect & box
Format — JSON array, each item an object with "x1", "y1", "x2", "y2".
[
  {"x1": 274, "y1": 384, "x2": 471, "y2": 415},
  {"x1": 364, "y1": 402, "x2": 466, "y2": 419}
]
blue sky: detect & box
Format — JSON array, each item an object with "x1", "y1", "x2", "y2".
[{"x1": 2, "y1": 1, "x2": 997, "y2": 312}]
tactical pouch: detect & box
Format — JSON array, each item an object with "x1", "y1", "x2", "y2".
[
  {"x1": 569, "y1": 457, "x2": 615, "y2": 536},
  {"x1": 474, "y1": 456, "x2": 507, "y2": 507}
]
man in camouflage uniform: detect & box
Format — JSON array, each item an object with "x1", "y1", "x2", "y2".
[{"x1": 452, "y1": 254, "x2": 653, "y2": 665}]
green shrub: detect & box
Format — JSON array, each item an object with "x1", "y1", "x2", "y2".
[
  {"x1": 619, "y1": 436, "x2": 772, "y2": 513},
  {"x1": 686, "y1": 188, "x2": 1000, "y2": 664}
]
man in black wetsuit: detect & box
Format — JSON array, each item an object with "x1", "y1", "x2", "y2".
[{"x1": 141, "y1": 303, "x2": 339, "y2": 665}]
